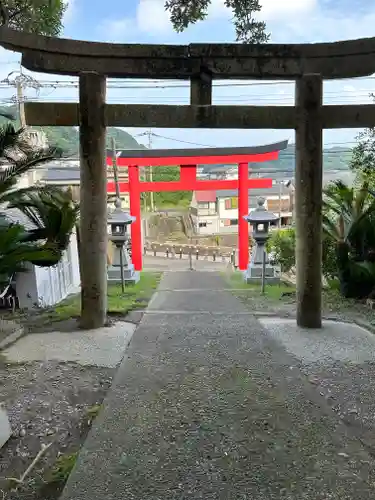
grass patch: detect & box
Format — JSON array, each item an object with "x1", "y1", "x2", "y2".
[
  {"x1": 225, "y1": 271, "x2": 295, "y2": 300},
  {"x1": 48, "y1": 452, "x2": 79, "y2": 485},
  {"x1": 225, "y1": 270, "x2": 375, "y2": 328},
  {"x1": 39, "y1": 272, "x2": 162, "y2": 324}
]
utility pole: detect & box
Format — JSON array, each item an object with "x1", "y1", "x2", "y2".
[
  {"x1": 147, "y1": 129, "x2": 155, "y2": 212},
  {"x1": 111, "y1": 137, "x2": 120, "y2": 199},
  {"x1": 16, "y1": 80, "x2": 26, "y2": 127},
  {"x1": 278, "y1": 180, "x2": 282, "y2": 227},
  {"x1": 2, "y1": 70, "x2": 41, "y2": 127},
  {"x1": 137, "y1": 129, "x2": 155, "y2": 212}
]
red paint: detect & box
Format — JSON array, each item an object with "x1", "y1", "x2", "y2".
[
  {"x1": 107, "y1": 177, "x2": 272, "y2": 194},
  {"x1": 107, "y1": 151, "x2": 278, "y2": 168},
  {"x1": 107, "y1": 148, "x2": 282, "y2": 271},
  {"x1": 238, "y1": 162, "x2": 250, "y2": 271},
  {"x1": 128, "y1": 165, "x2": 142, "y2": 271},
  {"x1": 195, "y1": 191, "x2": 217, "y2": 202}
]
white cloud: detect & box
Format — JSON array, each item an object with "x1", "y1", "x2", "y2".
[
  {"x1": 103, "y1": 0, "x2": 173, "y2": 40},
  {"x1": 137, "y1": 0, "x2": 171, "y2": 35},
  {"x1": 269, "y1": 4, "x2": 375, "y2": 43},
  {"x1": 202, "y1": 0, "x2": 317, "y2": 21},
  {"x1": 206, "y1": 0, "x2": 229, "y2": 18},
  {"x1": 260, "y1": 0, "x2": 317, "y2": 20},
  {"x1": 63, "y1": 0, "x2": 75, "y2": 25}
]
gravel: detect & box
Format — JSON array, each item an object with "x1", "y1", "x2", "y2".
[
  {"x1": 0, "y1": 360, "x2": 115, "y2": 500},
  {"x1": 58, "y1": 272, "x2": 375, "y2": 500}
]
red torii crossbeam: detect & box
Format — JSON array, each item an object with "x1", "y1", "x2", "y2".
[{"x1": 107, "y1": 141, "x2": 288, "y2": 271}]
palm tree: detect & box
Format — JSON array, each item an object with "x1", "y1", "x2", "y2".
[
  {"x1": 323, "y1": 180, "x2": 375, "y2": 297},
  {"x1": 7, "y1": 188, "x2": 79, "y2": 265},
  {"x1": 0, "y1": 123, "x2": 79, "y2": 272},
  {"x1": 323, "y1": 180, "x2": 375, "y2": 257}
]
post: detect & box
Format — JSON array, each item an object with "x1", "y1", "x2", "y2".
[
  {"x1": 16, "y1": 80, "x2": 26, "y2": 127},
  {"x1": 128, "y1": 165, "x2": 142, "y2": 271},
  {"x1": 79, "y1": 72, "x2": 108, "y2": 329},
  {"x1": 295, "y1": 73, "x2": 323, "y2": 328},
  {"x1": 111, "y1": 137, "x2": 120, "y2": 199},
  {"x1": 278, "y1": 181, "x2": 282, "y2": 227},
  {"x1": 238, "y1": 162, "x2": 249, "y2": 271},
  {"x1": 119, "y1": 247, "x2": 125, "y2": 293},
  {"x1": 261, "y1": 248, "x2": 266, "y2": 295},
  {"x1": 146, "y1": 130, "x2": 155, "y2": 212},
  {"x1": 190, "y1": 76, "x2": 212, "y2": 106}
]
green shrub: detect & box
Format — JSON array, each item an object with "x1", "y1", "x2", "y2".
[
  {"x1": 322, "y1": 237, "x2": 339, "y2": 279},
  {"x1": 268, "y1": 227, "x2": 340, "y2": 280},
  {"x1": 267, "y1": 228, "x2": 295, "y2": 272}
]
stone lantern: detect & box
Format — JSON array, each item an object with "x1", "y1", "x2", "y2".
[
  {"x1": 107, "y1": 199, "x2": 139, "y2": 285},
  {"x1": 243, "y1": 197, "x2": 281, "y2": 284}
]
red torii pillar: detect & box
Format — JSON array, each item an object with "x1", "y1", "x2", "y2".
[{"x1": 238, "y1": 162, "x2": 250, "y2": 271}]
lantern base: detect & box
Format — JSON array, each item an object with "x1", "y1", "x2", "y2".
[
  {"x1": 244, "y1": 263, "x2": 281, "y2": 285},
  {"x1": 107, "y1": 263, "x2": 140, "y2": 285}
]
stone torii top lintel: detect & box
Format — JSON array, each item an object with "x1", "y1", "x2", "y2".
[{"x1": 1, "y1": 25, "x2": 375, "y2": 79}]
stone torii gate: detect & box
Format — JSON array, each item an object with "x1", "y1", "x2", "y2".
[{"x1": 1, "y1": 26, "x2": 375, "y2": 329}]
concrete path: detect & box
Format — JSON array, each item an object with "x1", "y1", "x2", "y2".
[
  {"x1": 143, "y1": 254, "x2": 230, "y2": 272},
  {"x1": 2, "y1": 323, "x2": 135, "y2": 368},
  {"x1": 60, "y1": 271, "x2": 375, "y2": 500}
]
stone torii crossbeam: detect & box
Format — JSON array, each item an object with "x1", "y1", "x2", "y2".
[{"x1": 1, "y1": 24, "x2": 375, "y2": 328}]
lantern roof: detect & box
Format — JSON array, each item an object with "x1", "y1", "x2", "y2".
[{"x1": 108, "y1": 198, "x2": 136, "y2": 225}]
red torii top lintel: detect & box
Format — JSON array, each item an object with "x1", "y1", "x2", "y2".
[{"x1": 106, "y1": 140, "x2": 288, "y2": 272}]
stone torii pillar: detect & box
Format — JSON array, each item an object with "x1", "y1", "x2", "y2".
[
  {"x1": 79, "y1": 72, "x2": 108, "y2": 329},
  {"x1": 295, "y1": 74, "x2": 323, "y2": 328}
]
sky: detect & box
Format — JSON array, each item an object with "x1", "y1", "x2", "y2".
[{"x1": 0, "y1": 0, "x2": 375, "y2": 150}]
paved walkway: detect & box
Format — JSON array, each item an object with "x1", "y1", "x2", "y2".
[{"x1": 60, "y1": 272, "x2": 375, "y2": 500}]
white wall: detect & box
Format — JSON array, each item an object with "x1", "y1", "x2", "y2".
[
  {"x1": 196, "y1": 215, "x2": 220, "y2": 235},
  {"x1": 15, "y1": 262, "x2": 38, "y2": 309},
  {"x1": 34, "y1": 232, "x2": 80, "y2": 307},
  {"x1": 218, "y1": 199, "x2": 238, "y2": 219}
]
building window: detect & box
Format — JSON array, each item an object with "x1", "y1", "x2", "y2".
[
  {"x1": 230, "y1": 219, "x2": 238, "y2": 226},
  {"x1": 199, "y1": 222, "x2": 207, "y2": 228},
  {"x1": 199, "y1": 202, "x2": 209, "y2": 209},
  {"x1": 224, "y1": 197, "x2": 238, "y2": 209}
]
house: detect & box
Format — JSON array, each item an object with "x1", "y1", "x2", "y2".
[
  {"x1": 198, "y1": 164, "x2": 233, "y2": 180},
  {"x1": 38, "y1": 160, "x2": 131, "y2": 208},
  {"x1": 191, "y1": 181, "x2": 294, "y2": 235}
]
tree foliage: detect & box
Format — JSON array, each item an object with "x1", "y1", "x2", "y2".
[
  {"x1": 0, "y1": 0, "x2": 66, "y2": 36},
  {"x1": 164, "y1": 0, "x2": 269, "y2": 43},
  {"x1": 322, "y1": 180, "x2": 375, "y2": 298},
  {"x1": 0, "y1": 123, "x2": 79, "y2": 275},
  {"x1": 152, "y1": 166, "x2": 192, "y2": 207},
  {"x1": 349, "y1": 92, "x2": 375, "y2": 185},
  {"x1": 267, "y1": 228, "x2": 295, "y2": 273},
  {"x1": 350, "y1": 127, "x2": 375, "y2": 186}
]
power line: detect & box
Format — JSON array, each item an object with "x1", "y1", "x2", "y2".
[
  {"x1": 0, "y1": 78, "x2": 374, "y2": 91},
  {"x1": 0, "y1": 77, "x2": 374, "y2": 88}
]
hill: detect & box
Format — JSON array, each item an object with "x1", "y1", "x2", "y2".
[
  {"x1": 0, "y1": 105, "x2": 145, "y2": 154},
  {"x1": 253, "y1": 143, "x2": 352, "y2": 177}
]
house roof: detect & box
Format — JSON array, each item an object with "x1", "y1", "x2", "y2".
[
  {"x1": 40, "y1": 160, "x2": 80, "y2": 183},
  {"x1": 195, "y1": 191, "x2": 217, "y2": 202},
  {"x1": 217, "y1": 186, "x2": 292, "y2": 209},
  {"x1": 217, "y1": 184, "x2": 292, "y2": 198},
  {"x1": 2, "y1": 207, "x2": 36, "y2": 230}
]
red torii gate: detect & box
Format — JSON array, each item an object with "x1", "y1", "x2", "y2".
[{"x1": 106, "y1": 141, "x2": 288, "y2": 272}]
